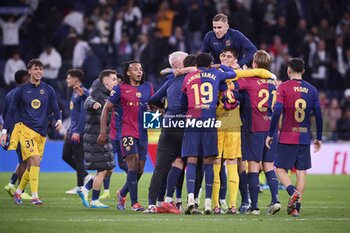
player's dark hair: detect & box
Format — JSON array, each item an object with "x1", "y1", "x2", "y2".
[
  {"x1": 14, "y1": 70, "x2": 28, "y2": 84},
  {"x1": 221, "y1": 48, "x2": 238, "y2": 59},
  {"x1": 196, "y1": 53, "x2": 213, "y2": 68},
  {"x1": 27, "y1": 58, "x2": 43, "y2": 69},
  {"x1": 213, "y1": 13, "x2": 228, "y2": 23},
  {"x1": 122, "y1": 60, "x2": 145, "y2": 85},
  {"x1": 99, "y1": 69, "x2": 117, "y2": 83},
  {"x1": 288, "y1": 58, "x2": 305, "y2": 73},
  {"x1": 67, "y1": 69, "x2": 84, "y2": 82},
  {"x1": 117, "y1": 73, "x2": 124, "y2": 82},
  {"x1": 183, "y1": 54, "x2": 197, "y2": 67}
]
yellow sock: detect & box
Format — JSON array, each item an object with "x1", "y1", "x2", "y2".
[
  {"x1": 18, "y1": 169, "x2": 29, "y2": 192},
  {"x1": 212, "y1": 163, "x2": 221, "y2": 207},
  {"x1": 227, "y1": 164, "x2": 239, "y2": 208},
  {"x1": 29, "y1": 166, "x2": 40, "y2": 197},
  {"x1": 259, "y1": 171, "x2": 266, "y2": 185}
]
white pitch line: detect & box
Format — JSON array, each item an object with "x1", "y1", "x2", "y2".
[{"x1": 1, "y1": 218, "x2": 350, "y2": 223}]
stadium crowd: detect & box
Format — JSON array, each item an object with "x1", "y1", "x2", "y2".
[{"x1": 0, "y1": 0, "x2": 350, "y2": 141}]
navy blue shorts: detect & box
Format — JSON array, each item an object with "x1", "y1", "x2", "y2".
[
  {"x1": 275, "y1": 143, "x2": 311, "y2": 171},
  {"x1": 181, "y1": 128, "x2": 218, "y2": 158},
  {"x1": 244, "y1": 132, "x2": 277, "y2": 163},
  {"x1": 120, "y1": 136, "x2": 148, "y2": 161}
]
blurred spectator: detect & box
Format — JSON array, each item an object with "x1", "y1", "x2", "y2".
[
  {"x1": 117, "y1": 33, "x2": 133, "y2": 66},
  {"x1": 39, "y1": 45, "x2": 62, "y2": 87},
  {"x1": 4, "y1": 52, "x2": 26, "y2": 86},
  {"x1": 60, "y1": 28, "x2": 77, "y2": 69},
  {"x1": 134, "y1": 34, "x2": 153, "y2": 75},
  {"x1": 156, "y1": 1, "x2": 175, "y2": 38},
  {"x1": 63, "y1": 10, "x2": 84, "y2": 35},
  {"x1": 311, "y1": 39, "x2": 331, "y2": 90},
  {"x1": 169, "y1": 26, "x2": 189, "y2": 53},
  {"x1": 81, "y1": 50, "x2": 103, "y2": 88},
  {"x1": 113, "y1": 11, "x2": 124, "y2": 50},
  {"x1": 73, "y1": 36, "x2": 90, "y2": 68},
  {"x1": 170, "y1": 0, "x2": 187, "y2": 28},
  {"x1": 124, "y1": 0, "x2": 142, "y2": 43},
  {"x1": 340, "y1": 88, "x2": 350, "y2": 109},
  {"x1": 0, "y1": 14, "x2": 28, "y2": 59},
  {"x1": 336, "y1": 107, "x2": 350, "y2": 141},
  {"x1": 326, "y1": 98, "x2": 342, "y2": 140},
  {"x1": 96, "y1": 10, "x2": 111, "y2": 45},
  {"x1": 187, "y1": 1, "x2": 203, "y2": 53}
]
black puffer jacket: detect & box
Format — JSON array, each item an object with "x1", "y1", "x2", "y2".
[{"x1": 83, "y1": 79, "x2": 115, "y2": 171}]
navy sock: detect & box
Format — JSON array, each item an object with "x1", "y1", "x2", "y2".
[
  {"x1": 166, "y1": 167, "x2": 182, "y2": 198},
  {"x1": 92, "y1": 189, "x2": 100, "y2": 201},
  {"x1": 186, "y1": 163, "x2": 197, "y2": 195},
  {"x1": 265, "y1": 170, "x2": 279, "y2": 203},
  {"x1": 204, "y1": 163, "x2": 214, "y2": 199},
  {"x1": 239, "y1": 171, "x2": 249, "y2": 204},
  {"x1": 127, "y1": 170, "x2": 138, "y2": 205},
  {"x1": 286, "y1": 185, "x2": 296, "y2": 196},
  {"x1": 248, "y1": 172, "x2": 260, "y2": 209},
  {"x1": 219, "y1": 165, "x2": 227, "y2": 200},
  {"x1": 296, "y1": 202, "x2": 301, "y2": 211},
  {"x1": 176, "y1": 170, "x2": 184, "y2": 199},
  {"x1": 10, "y1": 173, "x2": 18, "y2": 185},
  {"x1": 103, "y1": 176, "x2": 111, "y2": 190},
  {"x1": 84, "y1": 177, "x2": 93, "y2": 190}
]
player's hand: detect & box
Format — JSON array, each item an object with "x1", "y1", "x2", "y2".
[
  {"x1": 1, "y1": 134, "x2": 7, "y2": 148},
  {"x1": 160, "y1": 68, "x2": 173, "y2": 76},
  {"x1": 313, "y1": 139, "x2": 322, "y2": 153},
  {"x1": 55, "y1": 120, "x2": 62, "y2": 131},
  {"x1": 173, "y1": 68, "x2": 182, "y2": 77},
  {"x1": 227, "y1": 81, "x2": 234, "y2": 90},
  {"x1": 265, "y1": 136, "x2": 273, "y2": 149},
  {"x1": 71, "y1": 133, "x2": 80, "y2": 143},
  {"x1": 242, "y1": 65, "x2": 248, "y2": 70},
  {"x1": 232, "y1": 63, "x2": 240, "y2": 70},
  {"x1": 97, "y1": 132, "x2": 107, "y2": 145},
  {"x1": 74, "y1": 85, "x2": 84, "y2": 96},
  {"x1": 93, "y1": 102, "x2": 102, "y2": 110}
]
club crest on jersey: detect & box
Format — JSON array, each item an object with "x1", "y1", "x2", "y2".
[
  {"x1": 40, "y1": 89, "x2": 45, "y2": 95},
  {"x1": 225, "y1": 40, "x2": 231, "y2": 47},
  {"x1": 31, "y1": 99, "x2": 41, "y2": 109},
  {"x1": 136, "y1": 92, "x2": 142, "y2": 98}
]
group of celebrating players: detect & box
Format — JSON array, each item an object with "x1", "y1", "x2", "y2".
[{"x1": 1, "y1": 13, "x2": 322, "y2": 217}]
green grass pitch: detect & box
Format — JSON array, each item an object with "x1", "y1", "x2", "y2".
[{"x1": 0, "y1": 173, "x2": 349, "y2": 233}]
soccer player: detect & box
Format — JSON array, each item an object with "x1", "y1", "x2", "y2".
[
  {"x1": 77, "y1": 69, "x2": 118, "y2": 208},
  {"x1": 201, "y1": 13, "x2": 257, "y2": 67},
  {"x1": 181, "y1": 53, "x2": 238, "y2": 215},
  {"x1": 1, "y1": 59, "x2": 62, "y2": 205},
  {"x1": 98, "y1": 61, "x2": 154, "y2": 211},
  {"x1": 214, "y1": 49, "x2": 275, "y2": 214},
  {"x1": 100, "y1": 73, "x2": 125, "y2": 200},
  {"x1": 62, "y1": 69, "x2": 92, "y2": 195},
  {"x1": 266, "y1": 58, "x2": 323, "y2": 217},
  {"x1": 228, "y1": 50, "x2": 280, "y2": 215},
  {"x1": 3, "y1": 70, "x2": 31, "y2": 200}
]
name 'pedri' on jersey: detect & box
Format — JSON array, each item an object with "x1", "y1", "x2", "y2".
[
  {"x1": 181, "y1": 65, "x2": 236, "y2": 119},
  {"x1": 3, "y1": 82, "x2": 62, "y2": 136},
  {"x1": 271, "y1": 79, "x2": 322, "y2": 145},
  {"x1": 233, "y1": 77, "x2": 276, "y2": 132},
  {"x1": 108, "y1": 82, "x2": 154, "y2": 140}
]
